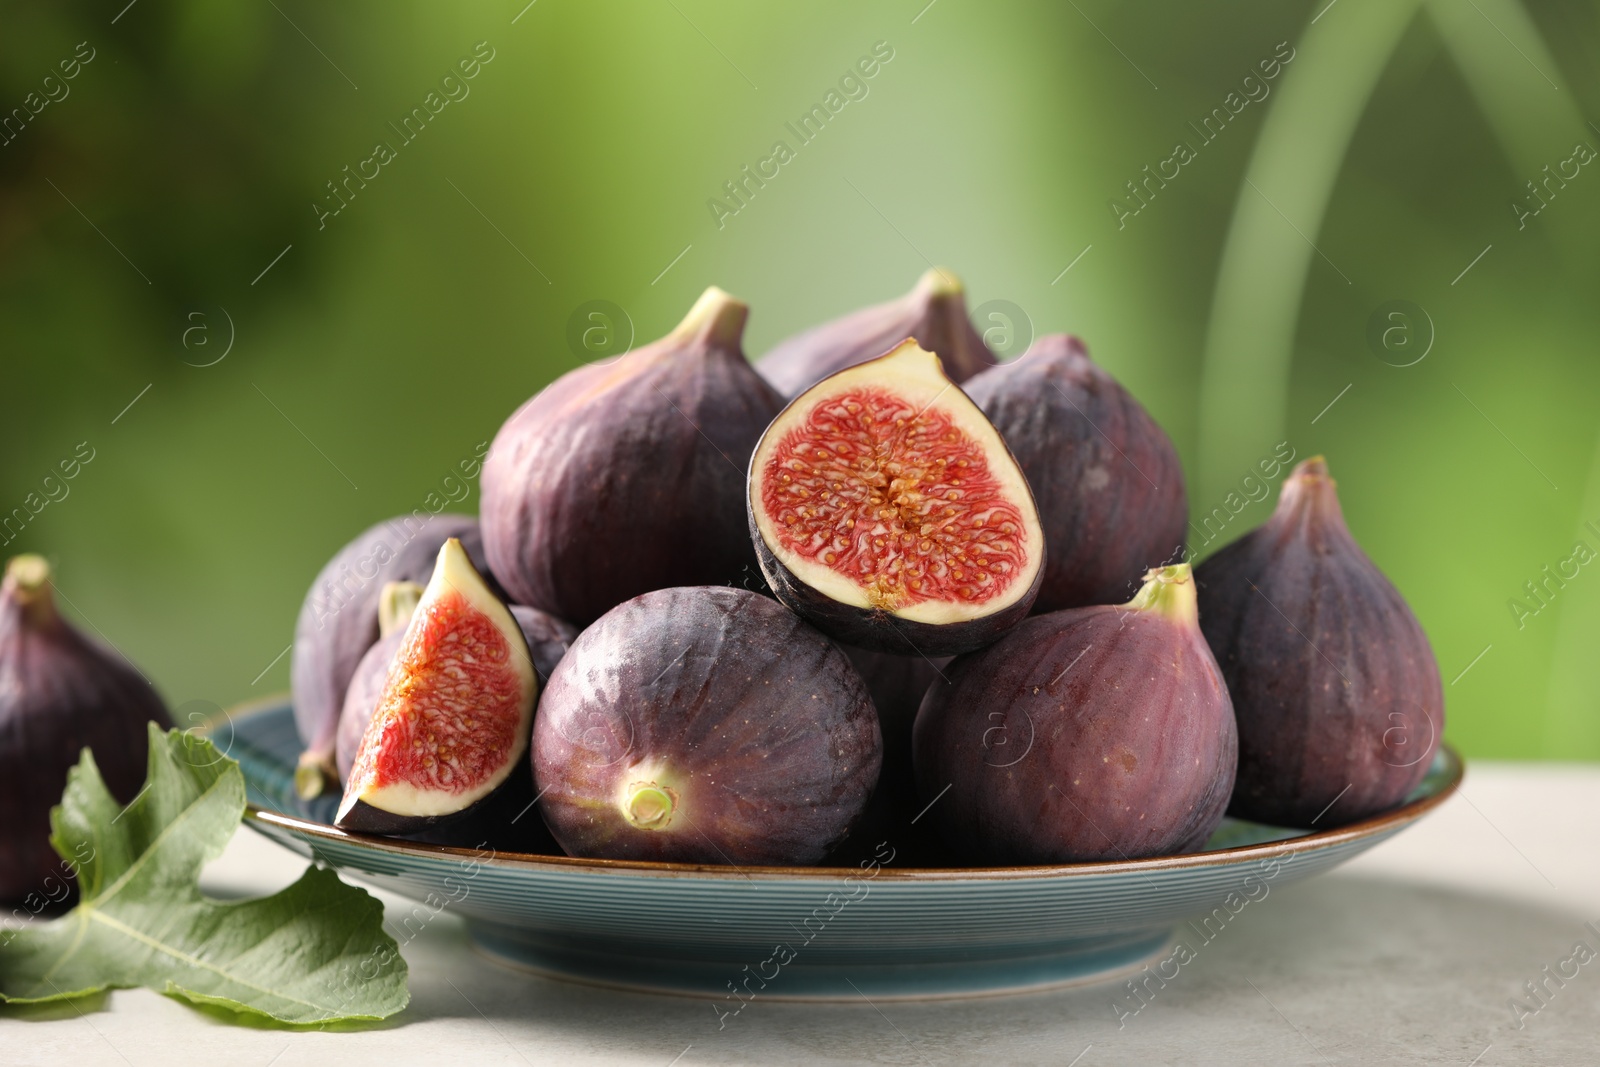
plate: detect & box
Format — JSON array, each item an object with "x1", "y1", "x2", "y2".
[{"x1": 223, "y1": 697, "x2": 1462, "y2": 1000}]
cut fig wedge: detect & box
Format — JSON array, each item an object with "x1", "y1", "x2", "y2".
[
  {"x1": 748, "y1": 339, "x2": 1045, "y2": 656},
  {"x1": 336, "y1": 538, "x2": 537, "y2": 834}
]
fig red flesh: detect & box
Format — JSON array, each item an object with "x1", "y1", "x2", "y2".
[
  {"x1": 291, "y1": 513, "x2": 494, "y2": 798},
  {"x1": 749, "y1": 339, "x2": 1044, "y2": 656},
  {"x1": 335, "y1": 592, "x2": 576, "y2": 785},
  {"x1": 337, "y1": 538, "x2": 537, "y2": 834},
  {"x1": 913, "y1": 565, "x2": 1237, "y2": 864},
  {"x1": 1196, "y1": 457, "x2": 1444, "y2": 828}
]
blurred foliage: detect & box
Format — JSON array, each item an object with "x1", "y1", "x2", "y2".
[{"x1": 1, "y1": 0, "x2": 1597, "y2": 760}]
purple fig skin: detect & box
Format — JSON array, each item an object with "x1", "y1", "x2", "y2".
[
  {"x1": 481, "y1": 288, "x2": 784, "y2": 628},
  {"x1": 823, "y1": 646, "x2": 956, "y2": 866},
  {"x1": 401, "y1": 765, "x2": 564, "y2": 855},
  {"x1": 0, "y1": 555, "x2": 172, "y2": 902},
  {"x1": 510, "y1": 604, "x2": 580, "y2": 684},
  {"x1": 912, "y1": 565, "x2": 1237, "y2": 864},
  {"x1": 756, "y1": 268, "x2": 996, "y2": 398},
  {"x1": 962, "y1": 335, "x2": 1189, "y2": 612},
  {"x1": 335, "y1": 602, "x2": 577, "y2": 784},
  {"x1": 533, "y1": 586, "x2": 882, "y2": 866},
  {"x1": 1195, "y1": 457, "x2": 1444, "y2": 829},
  {"x1": 752, "y1": 521, "x2": 1043, "y2": 657},
  {"x1": 290, "y1": 513, "x2": 495, "y2": 797}
]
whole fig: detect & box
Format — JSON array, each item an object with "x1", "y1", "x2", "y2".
[
  {"x1": 534, "y1": 586, "x2": 882, "y2": 866},
  {"x1": 290, "y1": 513, "x2": 493, "y2": 799},
  {"x1": 913, "y1": 564, "x2": 1237, "y2": 864},
  {"x1": 0, "y1": 555, "x2": 172, "y2": 902},
  {"x1": 481, "y1": 287, "x2": 784, "y2": 627},
  {"x1": 1196, "y1": 457, "x2": 1443, "y2": 828},
  {"x1": 962, "y1": 334, "x2": 1188, "y2": 612},
  {"x1": 756, "y1": 268, "x2": 994, "y2": 398}
]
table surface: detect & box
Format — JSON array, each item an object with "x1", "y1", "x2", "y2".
[{"x1": 4, "y1": 763, "x2": 1597, "y2": 1066}]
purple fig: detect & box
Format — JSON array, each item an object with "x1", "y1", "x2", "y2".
[
  {"x1": 913, "y1": 564, "x2": 1237, "y2": 863},
  {"x1": 335, "y1": 584, "x2": 577, "y2": 785},
  {"x1": 749, "y1": 339, "x2": 1045, "y2": 656},
  {"x1": 337, "y1": 539, "x2": 538, "y2": 835},
  {"x1": 533, "y1": 586, "x2": 881, "y2": 865},
  {"x1": 290, "y1": 513, "x2": 496, "y2": 799},
  {"x1": 823, "y1": 645, "x2": 954, "y2": 866},
  {"x1": 756, "y1": 268, "x2": 995, "y2": 398},
  {"x1": 962, "y1": 334, "x2": 1189, "y2": 612},
  {"x1": 481, "y1": 287, "x2": 784, "y2": 627},
  {"x1": 1196, "y1": 457, "x2": 1444, "y2": 828},
  {"x1": 0, "y1": 555, "x2": 172, "y2": 901}
]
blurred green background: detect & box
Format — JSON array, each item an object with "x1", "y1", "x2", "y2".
[{"x1": 2, "y1": 0, "x2": 1597, "y2": 760}]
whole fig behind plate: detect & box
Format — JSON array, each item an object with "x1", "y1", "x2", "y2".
[
  {"x1": 913, "y1": 564, "x2": 1237, "y2": 864},
  {"x1": 533, "y1": 586, "x2": 881, "y2": 866},
  {"x1": 0, "y1": 555, "x2": 171, "y2": 902},
  {"x1": 1196, "y1": 457, "x2": 1444, "y2": 828},
  {"x1": 963, "y1": 334, "x2": 1188, "y2": 611}
]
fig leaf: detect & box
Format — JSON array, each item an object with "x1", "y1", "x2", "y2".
[{"x1": 0, "y1": 725, "x2": 408, "y2": 1026}]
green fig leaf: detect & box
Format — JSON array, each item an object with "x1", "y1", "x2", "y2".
[{"x1": 0, "y1": 725, "x2": 407, "y2": 1025}]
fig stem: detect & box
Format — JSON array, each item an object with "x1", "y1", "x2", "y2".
[
  {"x1": 1127, "y1": 563, "x2": 1199, "y2": 628},
  {"x1": 671, "y1": 287, "x2": 748, "y2": 349},
  {"x1": 624, "y1": 783, "x2": 677, "y2": 830},
  {"x1": 3, "y1": 554, "x2": 59, "y2": 626},
  {"x1": 916, "y1": 267, "x2": 964, "y2": 297},
  {"x1": 377, "y1": 581, "x2": 424, "y2": 638},
  {"x1": 295, "y1": 751, "x2": 336, "y2": 799}
]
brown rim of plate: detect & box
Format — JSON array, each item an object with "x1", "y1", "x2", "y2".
[{"x1": 226, "y1": 695, "x2": 1464, "y2": 883}]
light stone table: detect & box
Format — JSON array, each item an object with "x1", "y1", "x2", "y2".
[{"x1": 4, "y1": 764, "x2": 1597, "y2": 1066}]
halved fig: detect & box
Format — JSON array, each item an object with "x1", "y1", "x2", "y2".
[
  {"x1": 748, "y1": 339, "x2": 1045, "y2": 657},
  {"x1": 291, "y1": 513, "x2": 495, "y2": 799},
  {"x1": 756, "y1": 268, "x2": 995, "y2": 398},
  {"x1": 334, "y1": 580, "x2": 424, "y2": 784},
  {"x1": 335, "y1": 592, "x2": 578, "y2": 784},
  {"x1": 336, "y1": 538, "x2": 537, "y2": 835}
]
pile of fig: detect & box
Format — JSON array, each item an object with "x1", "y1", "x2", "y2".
[{"x1": 288, "y1": 272, "x2": 1444, "y2": 869}]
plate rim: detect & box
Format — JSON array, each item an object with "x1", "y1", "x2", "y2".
[{"x1": 228, "y1": 694, "x2": 1464, "y2": 883}]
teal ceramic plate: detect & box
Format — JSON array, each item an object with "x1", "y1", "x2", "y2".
[{"x1": 224, "y1": 697, "x2": 1461, "y2": 1001}]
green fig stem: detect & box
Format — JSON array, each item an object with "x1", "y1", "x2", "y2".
[
  {"x1": 916, "y1": 267, "x2": 964, "y2": 297},
  {"x1": 671, "y1": 287, "x2": 748, "y2": 349},
  {"x1": 1126, "y1": 563, "x2": 1199, "y2": 628},
  {"x1": 1277, "y1": 455, "x2": 1347, "y2": 530},
  {"x1": 378, "y1": 581, "x2": 424, "y2": 638},
  {"x1": 4, "y1": 554, "x2": 60, "y2": 627},
  {"x1": 624, "y1": 782, "x2": 677, "y2": 830},
  {"x1": 295, "y1": 751, "x2": 336, "y2": 799}
]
